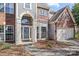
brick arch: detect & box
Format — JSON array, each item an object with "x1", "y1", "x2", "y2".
[{"x1": 19, "y1": 11, "x2": 33, "y2": 20}]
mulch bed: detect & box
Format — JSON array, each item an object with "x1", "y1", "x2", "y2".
[
  {"x1": 34, "y1": 40, "x2": 69, "y2": 49},
  {"x1": 0, "y1": 44, "x2": 32, "y2": 56}
]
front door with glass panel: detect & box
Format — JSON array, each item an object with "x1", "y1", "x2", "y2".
[
  {"x1": 21, "y1": 14, "x2": 32, "y2": 41},
  {"x1": 21, "y1": 26, "x2": 31, "y2": 41}
]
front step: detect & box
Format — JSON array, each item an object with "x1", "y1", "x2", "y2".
[{"x1": 23, "y1": 42, "x2": 33, "y2": 45}]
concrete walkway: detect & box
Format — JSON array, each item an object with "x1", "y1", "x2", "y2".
[
  {"x1": 65, "y1": 40, "x2": 79, "y2": 46},
  {"x1": 25, "y1": 40, "x2": 79, "y2": 56}
]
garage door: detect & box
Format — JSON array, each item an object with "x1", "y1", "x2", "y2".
[{"x1": 57, "y1": 28, "x2": 74, "y2": 41}]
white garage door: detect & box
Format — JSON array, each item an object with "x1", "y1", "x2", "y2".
[{"x1": 57, "y1": 28, "x2": 74, "y2": 41}]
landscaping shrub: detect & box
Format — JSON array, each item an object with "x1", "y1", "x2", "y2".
[
  {"x1": 46, "y1": 42, "x2": 52, "y2": 48},
  {"x1": 1, "y1": 43, "x2": 11, "y2": 50},
  {"x1": 0, "y1": 42, "x2": 4, "y2": 46},
  {"x1": 75, "y1": 32, "x2": 79, "y2": 39}
]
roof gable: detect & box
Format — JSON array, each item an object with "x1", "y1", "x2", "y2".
[
  {"x1": 49, "y1": 7, "x2": 76, "y2": 24},
  {"x1": 49, "y1": 7, "x2": 66, "y2": 22}
]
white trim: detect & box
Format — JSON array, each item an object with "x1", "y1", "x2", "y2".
[
  {"x1": 19, "y1": 11, "x2": 33, "y2": 20},
  {"x1": 55, "y1": 9, "x2": 65, "y2": 22},
  {"x1": 4, "y1": 3, "x2": 6, "y2": 13},
  {"x1": 21, "y1": 25, "x2": 32, "y2": 41},
  {"x1": 15, "y1": 3, "x2": 18, "y2": 44},
  {"x1": 55, "y1": 7, "x2": 76, "y2": 24},
  {"x1": 67, "y1": 8, "x2": 76, "y2": 23}
]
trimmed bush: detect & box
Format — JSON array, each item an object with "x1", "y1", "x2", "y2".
[{"x1": 75, "y1": 32, "x2": 79, "y2": 39}]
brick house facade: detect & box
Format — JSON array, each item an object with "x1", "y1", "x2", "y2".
[
  {"x1": 0, "y1": 3, "x2": 76, "y2": 44},
  {"x1": 0, "y1": 3, "x2": 15, "y2": 43},
  {"x1": 49, "y1": 7, "x2": 76, "y2": 41}
]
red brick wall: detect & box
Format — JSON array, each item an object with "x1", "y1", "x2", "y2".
[
  {"x1": 56, "y1": 9, "x2": 74, "y2": 28},
  {"x1": 0, "y1": 12, "x2": 5, "y2": 25},
  {"x1": 37, "y1": 15, "x2": 49, "y2": 20},
  {"x1": 5, "y1": 14, "x2": 15, "y2": 25},
  {"x1": 5, "y1": 3, "x2": 16, "y2": 43}
]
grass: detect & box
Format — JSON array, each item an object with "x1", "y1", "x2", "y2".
[
  {"x1": 1, "y1": 43, "x2": 11, "y2": 50},
  {"x1": 0, "y1": 42, "x2": 11, "y2": 50}
]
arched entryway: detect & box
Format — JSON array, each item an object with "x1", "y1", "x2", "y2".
[{"x1": 21, "y1": 14, "x2": 33, "y2": 41}]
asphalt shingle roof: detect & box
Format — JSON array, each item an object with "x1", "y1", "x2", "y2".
[{"x1": 50, "y1": 7, "x2": 66, "y2": 22}]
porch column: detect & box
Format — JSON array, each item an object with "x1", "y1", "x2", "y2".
[
  {"x1": 32, "y1": 20, "x2": 37, "y2": 43},
  {"x1": 15, "y1": 19, "x2": 22, "y2": 45}
]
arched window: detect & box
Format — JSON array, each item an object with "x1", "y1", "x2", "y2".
[{"x1": 21, "y1": 14, "x2": 32, "y2": 25}]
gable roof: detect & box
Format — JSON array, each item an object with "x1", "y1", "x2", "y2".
[
  {"x1": 49, "y1": 7, "x2": 66, "y2": 22},
  {"x1": 49, "y1": 6, "x2": 76, "y2": 23}
]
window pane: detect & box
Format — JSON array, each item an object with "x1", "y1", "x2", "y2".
[
  {"x1": 37, "y1": 27, "x2": 39, "y2": 39},
  {"x1": 25, "y1": 3, "x2": 30, "y2": 9},
  {"x1": 0, "y1": 34, "x2": 4, "y2": 40},
  {"x1": 41, "y1": 27, "x2": 46, "y2": 38},
  {"x1": 6, "y1": 25, "x2": 14, "y2": 40},
  {"x1": 24, "y1": 27, "x2": 29, "y2": 39},
  {"x1": 21, "y1": 16, "x2": 32, "y2": 25},
  {"x1": 5, "y1": 3, "x2": 14, "y2": 14},
  {"x1": 21, "y1": 19, "x2": 30, "y2": 25},
  {"x1": 0, "y1": 25, "x2": 4, "y2": 41},
  {"x1": 39, "y1": 9, "x2": 48, "y2": 16},
  {"x1": 0, "y1": 3, "x2": 4, "y2": 12},
  {"x1": 0, "y1": 25, "x2": 4, "y2": 33},
  {"x1": 39, "y1": 9, "x2": 43, "y2": 15},
  {"x1": 21, "y1": 27, "x2": 23, "y2": 39}
]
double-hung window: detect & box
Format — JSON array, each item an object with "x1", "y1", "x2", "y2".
[
  {"x1": 6, "y1": 25, "x2": 14, "y2": 41},
  {"x1": 39, "y1": 9, "x2": 48, "y2": 16},
  {"x1": 24, "y1": 3, "x2": 32, "y2": 9},
  {"x1": 44, "y1": 10, "x2": 48, "y2": 16},
  {"x1": 37, "y1": 27, "x2": 39, "y2": 39},
  {"x1": 0, "y1": 25, "x2": 4, "y2": 33},
  {"x1": 41, "y1": 27, "x2": 47, "y2": 38},
  {"x1": 0, "y1": 25, "x2": 4, "y2": 40},
  {"x1": 5, "y1": 3, "x2": 14, "y2": 14},
  {"x1": 39, "y1": 9, "x2": 44, "y2": 16},
  {"x1": 0, "y1": 3, "x2": 4, "y2": 12}
]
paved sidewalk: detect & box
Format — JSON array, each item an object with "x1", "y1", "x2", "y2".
[
  {"x1": 24, "y1": 41, "x2": 79, "y2": 56},
  {"x1": 65, "y1": 40, "x2": 79, "y2": 46}
]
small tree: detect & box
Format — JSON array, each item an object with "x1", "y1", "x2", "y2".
[{"x1": 72, "y1": 3, "x2": 79, "y2": 26}]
